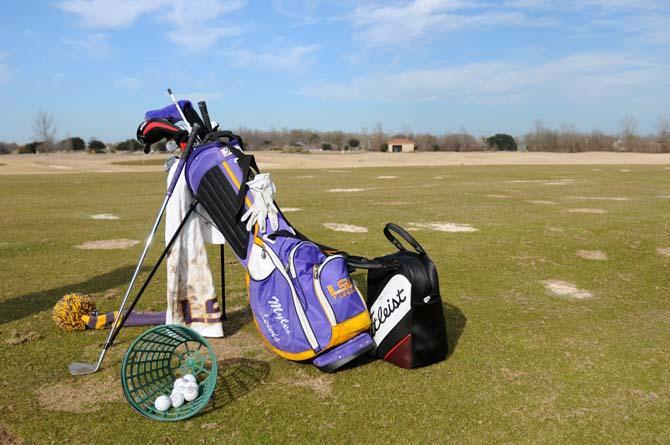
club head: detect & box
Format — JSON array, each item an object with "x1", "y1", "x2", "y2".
[{"x1": 69, "y1": 362, "x2": 98, "y2": 376}]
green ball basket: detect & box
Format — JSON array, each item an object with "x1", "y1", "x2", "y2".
[{"x1": 121, "y1": 324, "x2": 218, "y2": 421}]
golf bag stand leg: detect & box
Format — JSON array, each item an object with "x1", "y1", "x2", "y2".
[
  {"x1": 220, "y1": 244, "x2": 226, "y2": 320},
  {"x1": 105, "y1": 200, "x2": 199, "y2": 347}
]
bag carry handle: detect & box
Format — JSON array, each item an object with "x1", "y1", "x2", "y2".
[{"x1": 384, "y1": 223, "x2": 426, "y2": 255}]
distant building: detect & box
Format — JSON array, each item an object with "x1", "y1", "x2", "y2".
[{"x1": 386, "y1": 138, "x2": 415, "y2": 152}]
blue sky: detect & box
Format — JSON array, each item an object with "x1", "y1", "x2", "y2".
[{"x1": 0, "y1": 0, "x2": 669, "y2": 143}]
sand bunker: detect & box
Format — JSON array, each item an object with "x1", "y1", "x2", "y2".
[
  {"x1": 296, "y1": 175, "x2": 314, "y2": 179},
  {"x1": 620, "y1": 169, "x2": 631, "y2": 172},
  {"x1": 486, "y1": 194, "x2": 512, "y2": 199},
  {"x1": 408, "y1": 222, "x2": 478, "y2": 233},
  {"x1": 75, "y1": 239, "x2": 140, "y2": 250},
  {"x1": 323, "y1": 223, "x2": 368, "y2": 233},
  {"x1": 567, "y1": 208, "x2": 607, "y2": 214},
  {"x1": 659, "y1": 195, "x2": 670, "y2": 199},
  {"x1": 527, "y1": 200, "x2": 557, "y2": 205},
  {"x1": 507, "y1": 178, "x2": 577, "y2": 186},
  {"x1": 90, "y1": 213, "x2": 120, "y2": 220},
  {"x1": 281, "y1": 207, "x2": 302, "y2": 213},
  {"x1": 48, "y1": 165, "x2": 73, "y2": 170},
  {"x1": 327, "y1": 170, "x2": 349, "y2": 173},
  {"x1": 571, "y1": 196, "x2": 630, "y2": 201},
  {"x1": 542, "y1": 280, "x2": 593, "y2": 299},
  {"x1": 376, "y1": 175, "x2": 397, "y2": 179},
  {"x1": 656, "y1": 247, "x2": 670, "y2": 257},
  {"x1": 327, "y1": 188, "x2": 365, "y2": 193},
  {"x1": 576, "y1": 250, "x2": 608, "y2": 260},
  {"x1": 434, "y1": 176, "x2": 444, "y2": 179}
]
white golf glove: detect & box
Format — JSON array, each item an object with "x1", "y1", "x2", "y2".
[{"x1": 241, "y1": 173, "x2": 279, "y2": 234}]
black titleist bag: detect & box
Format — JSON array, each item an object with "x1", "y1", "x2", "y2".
[{"x1": 347, "y1": 224, "x2": 448, "y2": 369}]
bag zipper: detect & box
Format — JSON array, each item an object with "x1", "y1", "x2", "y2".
[
  {"x1": 312, "y1": 255, "x2": 345, "y2": 325},
  {"x1": 261, "y1": 245, "x2": 319, "y2": 351}
]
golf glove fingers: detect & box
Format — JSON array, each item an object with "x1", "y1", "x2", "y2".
[{"x1": 243, "y1": 173, "x2": 279, "y2": 234}]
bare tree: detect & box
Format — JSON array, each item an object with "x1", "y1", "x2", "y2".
[
  {"x1": 619, "y1": 115, "x2": 639, "y2": 151},
  {"x1": 657, "y1": 117, "x2": 670, "y2": 152},
  {"x1": 371, "y1": 122, "x2": 385, "y2": 151},
  {"x1": 33, "y1": 110, "x2": 57, "y2": 154}
]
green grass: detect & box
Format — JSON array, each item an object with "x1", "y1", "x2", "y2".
[
  {"x1": 1, "y1": 165, "x2": 669, "y2": 443},
  {"x1": 112, "y1": 158, "x2": 170, "y2": 166}
]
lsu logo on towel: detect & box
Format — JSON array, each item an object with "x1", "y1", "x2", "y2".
[{"x1": 327, "y1": 278, "x2": 355, "y2": 299}]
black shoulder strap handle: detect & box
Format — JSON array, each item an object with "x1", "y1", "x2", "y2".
[
  {"x1": 345, "y1": 255, "x2": 393, "y2": 270},
  {"x1": 384, "y1": 223, "x2": 426, "y2": 255}
]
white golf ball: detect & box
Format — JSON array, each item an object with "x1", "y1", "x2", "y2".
[
  {"x1": 183, "y1": 382, "x2": 199, "y2": 402},
  {"x1": 154, "y1": 395, "x2": 172, "y2": 412},
  {"x1": 170, "y1": 391, "x2": 185, "y2": 408},
  {"x1": 182, "y1": 373, "x2": 197, "y2": 383},
  {"x1": 173, "y1": 377, "x2": 187, "y2": 393}
]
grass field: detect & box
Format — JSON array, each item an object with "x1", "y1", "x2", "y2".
[{"x1": 1, "y1": 164, "x2": 669, "y2": 443}]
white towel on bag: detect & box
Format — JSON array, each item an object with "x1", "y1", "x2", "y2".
[{"x1": 165, "y1": 161, "x2": 225, "y2": 338}]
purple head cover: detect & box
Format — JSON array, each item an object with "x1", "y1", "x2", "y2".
[{"x1": 144, "y1": 100, "x2": 192, "y2": 123}]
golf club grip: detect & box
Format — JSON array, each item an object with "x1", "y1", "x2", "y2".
[
  {"x1": 166, "y1": 123, "x2": 200, "y2": 196},
  {"x1": 198, "y1": 101, "x2": 213, "y2": 132}
]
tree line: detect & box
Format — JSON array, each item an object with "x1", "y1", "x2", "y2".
[{"x1": 1, "y1": 111, "x2": 669, "y2": 154}]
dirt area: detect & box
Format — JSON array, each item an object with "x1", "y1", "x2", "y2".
[
  {"x1": 541, "y1": 280, "x2": 593, "y2": 299},
  {"x1": 1, "y1": 151, "x2": 669, "y2": 175},
  {"x1": 75, "y1": 239, "x2": 140, "y2": 250}
]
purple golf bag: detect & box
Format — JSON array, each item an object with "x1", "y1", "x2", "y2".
[{"x1": 184, "y1": 141, "x2": 373, "y2": 371}]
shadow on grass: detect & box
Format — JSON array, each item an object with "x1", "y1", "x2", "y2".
[
  {"x1": 0, "y1": 265, "x2": 143, "y2": 325},
  {"x1": 444, "y1": 302, "x2": 467, "y2": 359},
  {"x1": 209, "y1": 358, "x2": 270, "y2": 411},
  {"x1": 222, "y1": 305, "x2": 253, "y2": 336}
]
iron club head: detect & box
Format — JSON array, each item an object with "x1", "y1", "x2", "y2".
[{"x1": 68, "y1": 362, "x2": 98, "y2": 376}]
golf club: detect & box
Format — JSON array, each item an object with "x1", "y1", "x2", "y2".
[{"x1": 69, "y1": 123, "x2": 200, "y2": 376}]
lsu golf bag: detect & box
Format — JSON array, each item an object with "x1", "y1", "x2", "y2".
[{"x1": 184, "y1": 141, "x2": 373, "y2": 370}]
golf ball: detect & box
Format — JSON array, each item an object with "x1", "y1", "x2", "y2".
[
  {"x1": 182, "y1": 374, "x2": 197, "y2": 383},
  {"x1": 183, "y1": 381, "x2": 199, "y2": 402},
  {"x1": 170, "y1": 391, "x2": 185, "y2": 408},
  {"x1": 154, "y1": 395, "x2": 172, "y2": 412},
  {"x1": 173, "y1": 377, "x2": 187, "y2": 393}
]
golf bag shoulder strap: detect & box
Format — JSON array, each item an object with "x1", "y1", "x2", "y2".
[
  {"x1": 228, "y1": 146, "x2": 259, "y2": 218},
  {"x1": 204, "y1": 130, "x2": 245, "y2": 150},
  {"x1": 345, "y1": 254, "x2": 398, "y2": 270}
]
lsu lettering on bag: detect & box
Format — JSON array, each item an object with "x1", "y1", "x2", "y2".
[
  {"x1": 348, "y1": 224, "x2": 447, "y2": 369},
  {"x1": 183, "y1": 138, "x2": 373, "y2": 372}
]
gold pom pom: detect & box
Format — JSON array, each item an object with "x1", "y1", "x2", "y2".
[{"x1": 52, "y1": 293, "x2": 97, "y2": 332}]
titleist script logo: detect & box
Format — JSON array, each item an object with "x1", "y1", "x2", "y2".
[
  {"x1": 371, "y1": 288, "x2": 406, "y2": 336},
  {"x1": 369, "y1": 275, "x2": 412, "y2": 345}
]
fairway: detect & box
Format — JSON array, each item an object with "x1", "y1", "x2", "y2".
[{"x1": 1, "y1": 164, "x2": 669, "y2": 443}]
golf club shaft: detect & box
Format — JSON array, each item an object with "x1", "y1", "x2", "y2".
[
  {"x1": 107, "y1": 201, "x2": 198, "y2": 347},
  {"x1": 167, "y1": 88, "x2": 192, "y2": 133},
  {"x1": 92, "y1": 192, "x2": 171, "y2": 369}
]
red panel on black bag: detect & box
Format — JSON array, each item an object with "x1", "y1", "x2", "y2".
[{"x1": 384, "y1": 333, "x2": 412, "y2": 369}]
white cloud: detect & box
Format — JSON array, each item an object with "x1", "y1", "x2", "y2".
[
  {"x1": 57, "y1": 0, "x2": 164, "y2": 28},
  {"x1": 114, "y1": 77, "x2": 141, "y2": 90},
  {"x1": 57, "y1": 0, "x2": 247, "y2": 50},
  {"x1": 227, "y1": 44, "x2": 319, "y2": 73},
  {"x1": 350, "y1": 0, "x2": 532, "y2": 47},
  {"x1": 178, "y1": 91, "x2": 225, "y2": 102},
  {"x1": 272, "y1": 0, "x2": 320, "y2": 25},
  {"x1": 299, "y1": 52, "x2": 669, "y2": 104}
]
